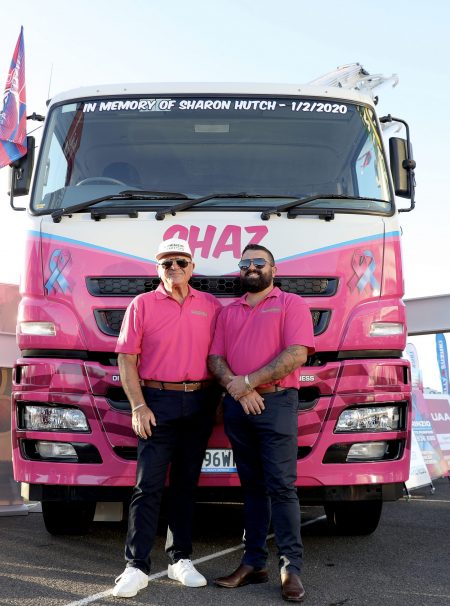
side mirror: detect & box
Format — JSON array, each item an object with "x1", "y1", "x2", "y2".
[
  {"x1": 9, "y1": 135, "x2": 35, "y2": 209},
  {"x1": 389, "y1": 137, "x2": 412, "y2": 198},
  {"x1": 11, "y1": 135, "x2": 35, "y2": 196}
]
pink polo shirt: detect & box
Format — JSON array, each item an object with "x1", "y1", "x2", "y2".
[
  {"x1": 209, "y1": 287, "x2": 315, "y2": 389},
  {"x1": 116, "y1": 284, "x2": 221, "y2": 381}
]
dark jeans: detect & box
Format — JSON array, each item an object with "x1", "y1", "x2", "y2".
[
  {"x1": 223, "y1": 389, "x2": 303, "y2": 574},
  {"x1": 125, "y1": 386, "x2": 216, "y2": 574}
]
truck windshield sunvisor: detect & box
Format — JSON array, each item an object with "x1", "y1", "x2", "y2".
[{"x1": 32, "y1": 96, "x2": 392, "y2": 214}]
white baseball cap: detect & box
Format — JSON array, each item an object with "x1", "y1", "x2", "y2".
[{"x1": 155, "y1": 238, "x2": 193, "y2": 260}]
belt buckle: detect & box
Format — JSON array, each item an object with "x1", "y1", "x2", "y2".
[{"x1": 184, "y1": 382, "x2": 194, "y2": 392}]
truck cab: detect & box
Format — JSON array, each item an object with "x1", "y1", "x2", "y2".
[{"x1": 10, "y1": 64, "x2": 415, "y2": 535}]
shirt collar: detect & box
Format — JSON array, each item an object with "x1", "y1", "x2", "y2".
[
  {"x1": 155, "y1": 282, "x2": 198, "y2": 299},
  {"x1": 236, "y1": 286, "x2": 281, "y2": 307}
]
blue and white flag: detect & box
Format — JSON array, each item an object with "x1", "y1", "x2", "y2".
[{"x1": 435, "y1": 333, "x2": 449, "y2": 394}]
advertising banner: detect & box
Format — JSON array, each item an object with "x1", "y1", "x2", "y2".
[
  {"x1": 405, "y1": 429, "x2": 432, "y2": 491},
  {"x1": 412, "y1": 389, "x2": 449, "y2": 479},
  {"x1": 435, "y1": 334, "x2": 449, "y2": 394},
  {"x1": 406, "y1": 341, "x2": 450, "y2": 480},
  {"x1": 425, "y1": 394, "x2": 450, "y2": 476},
  {"x1": 405, "y1": 342, "x2": 422, "y2": 390}
]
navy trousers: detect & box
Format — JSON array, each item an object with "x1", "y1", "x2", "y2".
[
  {"x1": 223, "y1": 389, "x2": 303, "y2": 574},
  {"x1": 125, "y1": 386, "x2": 216, "y2": 574}
]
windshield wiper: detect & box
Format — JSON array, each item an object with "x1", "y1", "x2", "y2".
[
  {"x1": 155, "y1": 193, "x2": 296, "y2": 220},
  {"x1": 51, "y1": 190, "x2": 190, "y2": 222},
  {"x1": 260, "y1": 194, "x2": 388, "y2": 220}
]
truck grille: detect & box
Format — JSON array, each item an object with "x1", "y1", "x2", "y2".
[
  {"x1": 87, "y1": 276, "x2": 338, "y2": 298},
  {"x1": 94, "y1": 308, "x2": 330, "y2": 337}
]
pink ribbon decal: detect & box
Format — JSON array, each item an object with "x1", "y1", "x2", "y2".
[{"x1": 347, "y1": 249, "x2": 380, "y2": 294}]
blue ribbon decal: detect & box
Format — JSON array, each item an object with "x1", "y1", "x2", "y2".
[
  {"x1": 348, "y1": 249, "x2": 380, "y2": 294},
  {"x1": 45, "y1": 249, "x2": 71, "y2": 293}
]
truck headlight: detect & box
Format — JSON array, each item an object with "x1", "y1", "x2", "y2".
[
  {"x1": 23, "y1": 406, "x2": 89, "y2": 431},
  {"x1": 19, "y1": 321, "x2": 56, "y2": 336},
  {"x1": 335, "y1": 406, "x2": 401, "y2": 432}
]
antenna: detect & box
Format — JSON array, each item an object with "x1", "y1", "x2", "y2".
[{"x1": 47, "y1": 63, "x2": 53, "y2": 100}]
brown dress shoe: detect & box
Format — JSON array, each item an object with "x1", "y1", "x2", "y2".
[
  {"x1": 214, "y1": 563, "x2": 269, "y2": 588},
  {"x1": 280, "y1": 572, "x2": 306, "y2": 602}
]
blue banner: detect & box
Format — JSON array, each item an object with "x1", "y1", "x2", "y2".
[{"x1": 435, "y1": 333, "x2": 449, "y2": 394}]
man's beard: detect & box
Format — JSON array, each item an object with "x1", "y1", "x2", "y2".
[{"x1": 240, "y1": 270, "x2": 273, "y2": 293}]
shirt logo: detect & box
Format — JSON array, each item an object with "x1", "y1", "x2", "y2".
[{"x1": 191, "y1": 309, "x2": 208, "y2": 317}]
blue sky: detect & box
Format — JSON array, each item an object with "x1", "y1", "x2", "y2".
[{"x1": 0, "y1": 0, "x2": 448, "y2": 389}]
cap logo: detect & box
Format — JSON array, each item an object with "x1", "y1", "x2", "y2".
[{"x1": 166, "y1": 244, "x2": 183, "y2": 251}]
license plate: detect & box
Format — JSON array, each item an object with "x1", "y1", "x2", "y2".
[{"x1": 202, "y1": 448, "x2": 237, "y2": 473}]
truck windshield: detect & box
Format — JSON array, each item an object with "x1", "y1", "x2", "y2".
[{"x1": 32, "y1": 96, "x2": 392, "y2": 214}]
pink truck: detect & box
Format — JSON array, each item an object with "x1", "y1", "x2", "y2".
[{"x1": 9, "y1": 64, "x2": 415, "y2": 535}]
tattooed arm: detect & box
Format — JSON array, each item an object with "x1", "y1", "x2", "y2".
[
  {"x1": 250, "y1": 345, "x2": 308, "y2": 386},
  {"x1": 207, "y1": 354, "x2": 235, "y2": 388},
  {"x1": 208, "y1": 354, "x2": 265, "y2": 415},
  {"x1": 226, "y1": 345, "x2": 308, "y2": 399}
]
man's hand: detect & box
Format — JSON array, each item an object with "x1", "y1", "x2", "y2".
[
  {"x1": 226, "y1": 375, "x2": 251, "y2": 400},
  {"x1": 132, "y1": 406, "x2": 157, "y2": 439},
  {"x1": 238, "y1": 391, "x2": 265, "y2": 415}
]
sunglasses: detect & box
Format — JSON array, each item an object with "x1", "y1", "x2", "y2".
[
  {"x1": 159, "y1": 258, "x2": 192, "y2": 269},
  {"x1": 238, "y1": 257, "x2": 272, "y2": 271}
]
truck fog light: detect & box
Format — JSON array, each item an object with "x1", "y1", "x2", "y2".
[
  {"x1": 24, "y1": 406, "x2": 89, "y2": 431},
  {"x1": 19, "y1": 321, "x2": 56, "y2": 336},
  {"x1": 335, "y1": 406, "x2": 401, "y2": 432},
  {"x1": 369, "y1": 322, "x2": 404, "y2": 336},
  {"x1": 347, "y1": 441, "x2": 387, "y2": 461},
  {"x1": 36, "y1": 441, "x2": 77, "y2": 459}
]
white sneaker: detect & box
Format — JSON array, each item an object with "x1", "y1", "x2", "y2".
[
  {"x1": 168, "y1": 559, "x2": 207, "y2": 587},
  {"x1": 112, "y1": 567, "x2": 149, "y2": 598}
]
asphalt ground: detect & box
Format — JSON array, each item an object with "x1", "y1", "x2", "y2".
[{"x1": 0, "y1": 478, "x2": 449, "y2": 606}]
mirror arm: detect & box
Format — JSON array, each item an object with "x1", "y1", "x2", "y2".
[{"x1": 380, "y1": 114, "x2": 416, "y2": 212}]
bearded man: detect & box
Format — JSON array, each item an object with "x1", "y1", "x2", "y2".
[{"x1": 208, "y1": 243, "x2": 315, "y2": 603}]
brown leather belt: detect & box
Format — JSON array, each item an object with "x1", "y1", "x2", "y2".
[
  {"x1": 143, "y1": 379, "x2": 212, "y2": 392},
  {"x1": 254, "y1": 385, "x2": 287, "y2": 395}
]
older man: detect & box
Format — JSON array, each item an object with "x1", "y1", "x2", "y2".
[
  {"x1": 208, "y1": 243, "x2": 315, "y2": 603},
  {"x1": 112, "y1": 238, "x2": 221, "y2": 598}
]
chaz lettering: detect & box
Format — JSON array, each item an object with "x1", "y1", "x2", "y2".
[{"x1": 163, "y1": 224, "x2": 268, "y2": 259}]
